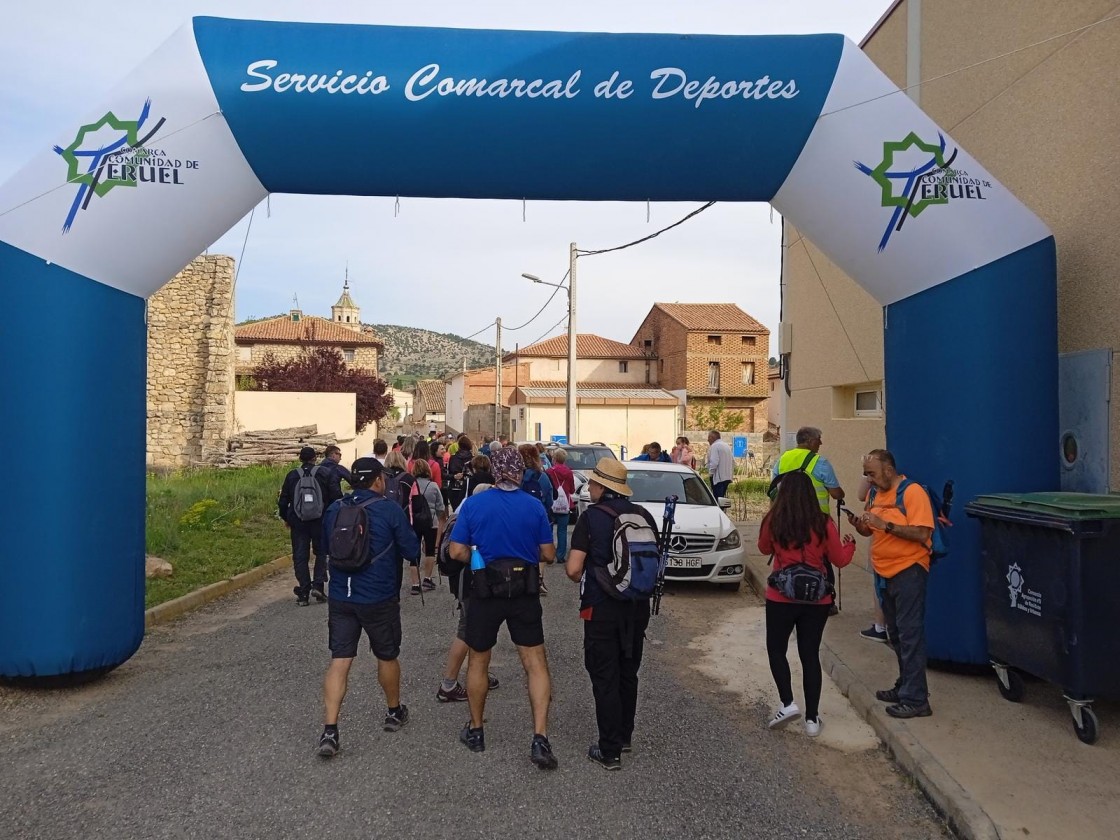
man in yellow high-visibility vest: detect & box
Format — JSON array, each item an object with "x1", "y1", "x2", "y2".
[{"x1": 771, "y1": 426, "x2": 844, "y2": 512}]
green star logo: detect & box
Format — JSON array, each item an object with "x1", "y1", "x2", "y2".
[
  {"x1": 58, "y1": 111, "x2": 141, "y2": 196},
  {"x1": 869, "y1": 131, "x2": 948, "y2": 218}
]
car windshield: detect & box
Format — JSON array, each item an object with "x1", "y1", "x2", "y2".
[
  {"x1": 562, "y1": 447, "x2": 615, "y2": 470},
  {"x1": 626, "y1": 470, "x2": 715, "y2": 506}
]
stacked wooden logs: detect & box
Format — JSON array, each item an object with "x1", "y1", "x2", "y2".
[{"x1": 217, "y1": 425, "x2": 338, "y2": 467}]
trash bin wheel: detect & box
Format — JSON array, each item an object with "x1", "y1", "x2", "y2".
[
  {"x1": 1074, "y1": 707, "x2": 1099, "y2": 745},
  {"x1": 996, "y1": 669, "x2": 1025, "y2": 703}
]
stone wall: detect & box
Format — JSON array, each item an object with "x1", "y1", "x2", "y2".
[{"x1": 146, "y1": 256, "x2": 235, "y2": 467}]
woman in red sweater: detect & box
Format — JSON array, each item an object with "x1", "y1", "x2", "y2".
[{"x1": 758, "y1": 470, "x2": 855, "y2": 737}]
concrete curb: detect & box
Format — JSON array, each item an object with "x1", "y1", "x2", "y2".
[
  {"x1": 743, "y1": 558, "x2": 1001, "y2": 840},
  {"x1": 145, "y1": 555, "x2": 291, "y2": 631}
]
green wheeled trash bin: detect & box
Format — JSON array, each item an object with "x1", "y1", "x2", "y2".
[{"x1": 966, "y1": 493, "x2": 1120, "y2": 744}]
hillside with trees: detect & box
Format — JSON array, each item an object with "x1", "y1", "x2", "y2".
[{"x1": 373, "y1": 324, "x2": 493, "y2": 388}]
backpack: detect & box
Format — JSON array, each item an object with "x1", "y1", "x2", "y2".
[
  {"x1": 408, "y1": 478, "x2": 435, "y2": 532},
  {"x1": 521, "y1": 469, "x2": 549, "y2": 504},
  {"x1": 548, "y1": 470, "x2": 571, "y2": 514},
  {"x1": 868, "y1": 478, "x2": 951, "y2": 562},
  {"x1": 767, "y1": 449, "x2": 817, "y2": 501},
  {"x1": 329, "y1": 496, "x2": 391, "y2": 573},
  {"x1": 292, "y1": 465, "x2": 325, "y2": 521},
  {"x1": 436, "y1": 511, "x2": 461, "y2": 578},
  {"x1": 383, "y1": 468, "x2": 410, "y2": 508},
  {"x1": 589, "y1": 504, "x2": 662, "y2": 600}
]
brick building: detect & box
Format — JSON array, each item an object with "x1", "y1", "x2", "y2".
[
  {"x1": 630, "y1": 303, "x2": 770, "y2": 433},
  {"x1": 444, "y1": 362, "x2": 531, "y2": 435}
]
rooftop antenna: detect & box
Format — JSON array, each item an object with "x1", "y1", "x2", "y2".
[{"x1": 292, "y1": 292, "x2": 299, "y2": 309}]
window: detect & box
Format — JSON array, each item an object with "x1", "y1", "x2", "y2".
[
  {"x1": 708, "y1": 361, "x2": 720, "y2": 392},
  {"x1": 742, "y1": 336, "x2": 756, "y2": 346},
  {"x1": 627, "y1": 469, "x2": 715, "y2": 506},
  {"x1": 345, "y1": 316, "x2": 350, "y2": 323},
  {"x1": 642, "y1": 339, "x2": 652, "y2": 350},
  {"x1": 343, "y1": 348, "x2": 356, "y2": 363},
  {"x1": 855, "y1": 390, "x2": 882, "y2": 417},
  {"x1": 741, "y1": 362, "x2": 755, "y2": 385},
  {"x1": 237, "y1": 346, "x2": 251, "y2": 362},
  {"x1": 707, "y1": 334, "x2": 722, "y2": 345},
  {"x1": 619, "y1": 361, "x2": 629, "y2": 373}
]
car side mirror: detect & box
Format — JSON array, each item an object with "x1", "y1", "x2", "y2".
[{"x1": 717, "y1": 498, "x2": 732, "y2": 510}]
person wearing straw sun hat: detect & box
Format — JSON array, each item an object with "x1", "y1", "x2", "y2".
[{"x1": 565, "y1": 458, "x2": 661, "y2": 771}]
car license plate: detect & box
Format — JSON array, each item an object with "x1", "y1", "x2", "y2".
[{"x1": 667, "y1": 557, "x2": 702, "y2": 569}]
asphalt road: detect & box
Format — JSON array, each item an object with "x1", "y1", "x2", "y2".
[{"x1": 0, "y1": 570, "x2": 949, "y2": 840}]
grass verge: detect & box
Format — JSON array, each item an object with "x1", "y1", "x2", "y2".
[
  {"x1": 727, "y1": 477, "x2": 771, "y2": 521},
  {"x1": 146, "y1": 464, "x2": 292, "y2": 608}
]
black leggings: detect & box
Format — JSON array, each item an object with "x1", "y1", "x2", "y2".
[{"x1": 765, "y1": 599, "x2": 831, "y2": 720}]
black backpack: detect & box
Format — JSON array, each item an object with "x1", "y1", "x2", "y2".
[
  {"x1": 329, "y1": 496, "x2": 391, "y2": 573},
  {"x1": 408, "y1": 478, "x2": 435, "y2": 532},
  {"x1": 383, "y1": 468, "x2": 410, "y2": 508}
]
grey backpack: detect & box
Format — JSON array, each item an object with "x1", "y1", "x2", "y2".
[{"x1": 293, "y1": 465, "x2": 325, "y2": 521}]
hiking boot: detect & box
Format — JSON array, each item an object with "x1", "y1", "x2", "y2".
[
  {"x1": 768, "y1": 702, "x2": 801, "y2": 730},
  {"x1": 383, "y1": 704, "x2": 410, "y2": 732},
  {"x1": 460, "y1": 723, "x2": 485, "y2": 752},
  {"x1": 293, "y1": 587, "x2": 310, "y2": 607},
  {"x1": 860, "y1": 625, "x2": 889, "y2": 643},
  {"x1": 316, "y1": 730, "x2": 339, "y2": 758},
  {"x1": 488, "y1": 673, "x2": 500, "y2": 690},
  {"x1": 531, "y1": 734, "x2": 558, "y2": 770},
  {"x1": 421, "y1": 578, "x2": 436, "y2": 592},
  {"x1": 310, "y1": 585, "x2": 327, "y2": 603},
  {"x1": 437, "y1": 682, "x2": 468, "y2": 703},
  {"x1": 805, "y1": 717, "x2": 823, "y2": 738},
  {"x1": 886, "y1": 702, "x2": 933, "y2": 719},
  {"x1": 409, "y1": 584, "x2": 421, "y2": 596},
  {"x1": 621, "y1": 742, "x2": 632, "y2": 753},
  {"x1": 875, "y1": 687, "x2": 901, "y2": 703},
  {"x1": 587, "y1": 745, "x2": 621, "y2": 771}
]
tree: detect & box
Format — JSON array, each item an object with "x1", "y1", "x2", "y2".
[
  {"x1": 252, "y1": 347, "x2": 393, "y2": 433},
  {"x1": 689, "y1": 400, "x2": 747, "y2": 433}
]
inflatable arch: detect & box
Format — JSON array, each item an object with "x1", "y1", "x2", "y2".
[{"x1": 0, "y1": 19, "x2": 1056, "y2": 679}]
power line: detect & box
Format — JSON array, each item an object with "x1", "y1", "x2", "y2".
[
  {"x1": 528, "y1": 313, "x2": 569, "y2": 347},
  {"x1": 459, "y1": 320, "x2": 497, "y2": 342},
  {"x1": 503, "y1": 269, "x2": 571, "y2": 332},
  {"x1": 798, "y1": 238, "x2": 870, "y2": 382},
  {"x1": 231, "y1": 204, "x2": 258, "y2": 294},
  {"x1": 577, "y1": 202, "x2": 717, "y2": 257}
]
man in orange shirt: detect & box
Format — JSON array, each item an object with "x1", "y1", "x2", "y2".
[{"x1": 847, "y1": 449, "x2": 934, "y2": 719}]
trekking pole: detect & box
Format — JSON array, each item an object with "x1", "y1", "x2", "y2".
[
  {"x1": 834, "y1": 499, "x2": 843, "y2": 614},
  {"x1": 652, "y1": 495, "x2": 678, "y2": 616}
]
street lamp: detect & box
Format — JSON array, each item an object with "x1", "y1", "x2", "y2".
[{"x1": 521, "y1": 245, "x2": 578, "y2": 442}]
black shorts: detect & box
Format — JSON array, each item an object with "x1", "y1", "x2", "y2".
[
  {"x1": 464, "y1": 595, "x2": 544, "y2": 652},
  {"x1": 328, "y1": 598, "x2": 401, "y2": 661},
  {"x1": 419, "y1": 528, "x2": 437, "y2": 558}
]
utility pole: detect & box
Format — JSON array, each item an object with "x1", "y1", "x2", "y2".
[
  {"x1": 567, "y1": 242, "x2": 578, "y2": 443},
  {"x1": 494, "y1": 317, "x2": 503, "y2": 439}
]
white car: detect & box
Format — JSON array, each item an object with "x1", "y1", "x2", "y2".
[{"x1": 575, "y1": 461, "x2": 745, "y2": 589}]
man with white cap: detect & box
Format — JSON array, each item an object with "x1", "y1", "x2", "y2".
[
  {"x1": 565, "y1": 458, "x2": 661, "y2": 771},
  {"x1": 447, "y1": 446, "x2": 559, "y2": 769}
]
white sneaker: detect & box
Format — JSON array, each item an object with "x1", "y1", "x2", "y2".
[
  {"x1": 805, "y1": 717, "x2": 822, "y2": 737},
  {"x1": 768, "y1": 702, "x2": 801, "y2": 730}
]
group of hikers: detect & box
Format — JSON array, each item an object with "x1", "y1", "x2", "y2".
[{"x1": 277, "y1": 423, "x2": 939, "y2": 767}]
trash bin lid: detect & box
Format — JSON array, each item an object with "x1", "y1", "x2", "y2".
[{"x1": 969, "y1": 492, "x2": 1120, "y2": 520}]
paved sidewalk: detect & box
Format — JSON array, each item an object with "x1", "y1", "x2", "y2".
[{"x1": 739, "y1": 521, "x2": 1120, "y2": 840}]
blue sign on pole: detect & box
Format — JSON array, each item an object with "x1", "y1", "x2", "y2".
[
  {"x1": 550, "y1": 435, "x2": 568, "y2": 445},
  {"x1": 733, "y1": 436, "x2": 748, "y2": 458}
]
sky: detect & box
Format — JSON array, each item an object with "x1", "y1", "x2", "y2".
[{"x1": 0, "y1": 0, "x2": 890, "y2": 350}]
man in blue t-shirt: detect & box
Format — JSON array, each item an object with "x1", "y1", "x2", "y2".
[
  {"x1": 314, "y1": 458, "x2": 420, "y2": 759},
  {"x1": 448, "y1": 446, "x2": 558, "y2": 769}
]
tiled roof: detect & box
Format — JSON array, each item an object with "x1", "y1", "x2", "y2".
[
  {"x1": 526, "y1": 380, "x2": 656, "y2": 390},
  {"x1": 235, "y1": 315, "x2": 382, "y2": 346},
  {"x1": 415, "y1": 379, "x2": 446, "y2": 413},
  {"x1": 650, "y1": 303, "x2": 767, "y2": 332},
  {"x1": 514, "y1": 386, "x2": 679, "y2": 405},
  {"x1": 504, "y1": 333, "x2": 647, "y2": 361}
]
